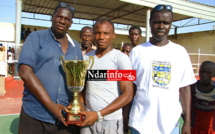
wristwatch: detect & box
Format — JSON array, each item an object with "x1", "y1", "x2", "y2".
[{"x1": 97, "y1": 111, "x2": 104, "y2": 121}]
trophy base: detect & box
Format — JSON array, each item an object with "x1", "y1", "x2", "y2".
[{"x1": 67, "y1": 113, "x2": 84, "y2": 124}]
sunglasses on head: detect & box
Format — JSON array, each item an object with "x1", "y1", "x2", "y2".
[
  {"x1": 154, "y1": 4, "x2": 173, "y2": 11},
  {"x1": 55, "y1": 2, "x2": 75, "y2": 12}
]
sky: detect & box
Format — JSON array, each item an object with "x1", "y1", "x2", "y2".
[{"x1": 0, "y1": 0, "x2": 215, "y2": 35}]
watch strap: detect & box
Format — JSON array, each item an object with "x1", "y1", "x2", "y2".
[{"x1": 97, "y1": 111, "x2": 104, "y2": 121}]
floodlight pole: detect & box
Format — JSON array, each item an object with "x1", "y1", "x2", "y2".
[{"x1": 14, "y1": 0, "x2": 22, "y2": 78}]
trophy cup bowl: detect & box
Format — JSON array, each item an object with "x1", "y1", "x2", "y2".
[{"x1": 60, "y1": 55, "x2": 94, "y2": 124}]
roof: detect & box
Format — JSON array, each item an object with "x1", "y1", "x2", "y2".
[
  {"x1": 20, "y1": 0, "x2": 185, "y2": 27},
  {"x1": 21, "y1": 0, "x2": 215, "y2": 27},
  {"x1": 120, "y1": 0, "x2": 215, "y2": 21}
]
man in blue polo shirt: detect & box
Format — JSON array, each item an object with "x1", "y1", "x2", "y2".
[{"x1": 17, "y1": 2, "x2": 82, "y2": 134}]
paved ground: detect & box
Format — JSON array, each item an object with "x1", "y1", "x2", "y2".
[
  {"x1": 0, "y1": 76, "x2": 22, "y2": 134},
  {"x1": 0, "y1": 98, "x2": 22, "y2": 115},
  {"x1": 0, "y1": 91, "x2": 21, "y2": 134},
  {"x1": 0, "y1": 114, "x2": 183, "y2": 134},
  {"x1": 0, "y1": 114, "x2": 19, "y2": 134},
  {"x1": 0, "y1": 75, "x2": 22, "y2": 115}
]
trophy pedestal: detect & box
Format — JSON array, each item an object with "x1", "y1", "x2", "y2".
[{"x1": 67, "y1": 113, "x2": 84, "y2": 124}]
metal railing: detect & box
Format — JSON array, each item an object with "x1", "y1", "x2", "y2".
[
  {"x1": 0, "y1": 42, "x2": 22, "y2": 78},
  {"x1": 189, "y1": 49, "x2": 215, "y2": 76}
]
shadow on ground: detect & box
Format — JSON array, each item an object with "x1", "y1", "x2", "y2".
[
  {"x1": 0, "y1": 114, "x2": 19, "y2": 134},
  {"x1": 10, "y1": 117, "x2": 19, "y2": 134}
]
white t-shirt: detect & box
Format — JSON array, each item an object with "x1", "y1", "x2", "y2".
[
  {"x1": 129, "y1": 41, "x2": 197, "y2": 134},
  {"x1": 84, "y1": 49, "x2": 132, "y2": 120}
]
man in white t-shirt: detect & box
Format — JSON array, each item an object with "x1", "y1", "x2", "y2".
[
  {"x1": 77, "y1": 19, "x2": 133, "y2": 134},
  {"x1": 129, "y1": 4, "x2": 196, "y2": 134}
]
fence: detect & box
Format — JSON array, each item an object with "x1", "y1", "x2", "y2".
[
  {"x1": 0, "y1": 42, "x2": 22, "y2": 78},
  {"x1": 189, "y1": 49, "x2": 215, "y2": 76},
  {"x1": 0, "y1": 43, "x2": 214, "y2": 78}
]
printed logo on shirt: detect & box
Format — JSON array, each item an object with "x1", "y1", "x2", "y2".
[
  {"x1": 152, "y1": 61, "x2": 171, "y2": 87},
  {"x1": 195, "y1": 99, "x2": 215, "y2": 111},
  {"x1": 86, "y1": 70, "x2": 136, "y2": 81}
]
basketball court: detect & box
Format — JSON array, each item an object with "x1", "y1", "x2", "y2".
[{"x1": 0, "y1": 77, "x2": 22, "y2": 134}]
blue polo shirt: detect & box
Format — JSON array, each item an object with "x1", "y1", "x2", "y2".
[{"x1": 18, "y1": 28, "x2": 83, "y2": 124}]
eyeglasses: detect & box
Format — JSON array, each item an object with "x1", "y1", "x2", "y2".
[
  {"x1": 55, "y1": 2, "x2": 75, "y2": 12},
  {"x1": 154, "y1": 4, "x2": 173, "y2": 11}
]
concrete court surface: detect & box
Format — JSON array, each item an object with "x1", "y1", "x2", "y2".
[
  {"x1": 0, "y1": 76, "x2": 22, "y2": 134},
  {"x1": 0, "y1": 114, "x2": 20, "y2": 134}
]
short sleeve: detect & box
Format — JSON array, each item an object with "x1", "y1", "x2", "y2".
[
  {"x1": 129, "y1": 49, "x2": 137, "y2": 84},
  {"x1": 179, "y1": 48, "x2": 197, "y2": 87},
  {"x1": 117, "y1": 52, "x2": 132, "y2": 70},
  {"x1": 17, "y1": 32, "x2": 40, "y2": 72}
]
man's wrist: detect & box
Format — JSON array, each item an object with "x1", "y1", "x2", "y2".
[
  {"x1": 183, "y1": 122, "x2": 191, "y2": 127},
  {"x1": 97, "y1": 111, "x2": 104, "y2": 121}
]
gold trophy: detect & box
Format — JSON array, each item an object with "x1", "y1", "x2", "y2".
[{"x1": 60, "y1": 55, "x2": 94, "y2": 124}]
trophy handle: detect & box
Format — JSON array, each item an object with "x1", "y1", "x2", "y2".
[
  {"x1": 60, "y1": 55, "x2": 65, "y2": 72},
  {"x1": 89, "y1": 56, "x2": 94, "y2": 70}
]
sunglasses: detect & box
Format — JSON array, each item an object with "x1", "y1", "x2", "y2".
[
  {"x1": 55, "y1": 2, "x2": 75, "y2": 12},
  {"x1": 154, "y1": 4, "x2": 173, "y2": 11}
]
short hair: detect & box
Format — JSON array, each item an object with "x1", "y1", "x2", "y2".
[
  {"x1": 150, "y1": 7, "x2": 173, "y2": 21},
  {"x1": 201, "y1": 61, "x2": 215, "y2": 74},
  {"x1": 54, "y1": 2, "x2": 75, "y2": 18},
  {"x1": 80, "y1": 26, "x2": 93, "y2": 36},
  {"x1": 94, "y1": 19, "x2": 115, "y2": 33},
  {"x1": 129, "y1": 26, "x2": 142, "y2": 35},
  {"x1": 123, "y1": 43, "x2": 134, "y2": 48}
]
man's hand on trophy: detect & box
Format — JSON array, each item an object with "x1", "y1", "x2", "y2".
[
  {"x1": 79, "y1": 101, "x2": 86, "y2": 111},
  {"x1": 48, "y1": 102, "x2": 69, "y2": 126},
  {"x1": 76, "y1": 111, "x2": 97, "y2": 127},
  {"x1": 67, "y1": 103, "x2": 71, "y2": 109}
]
